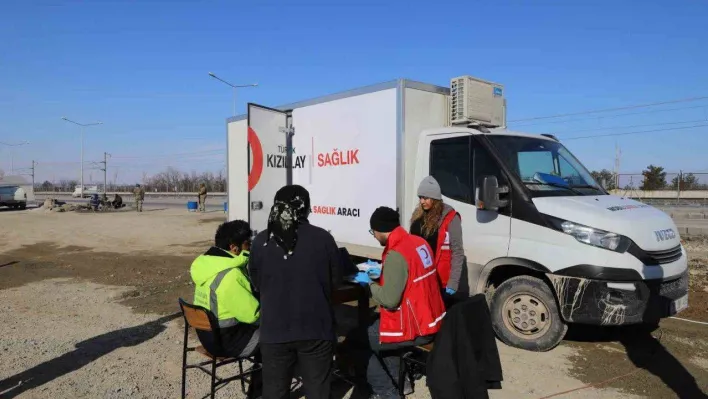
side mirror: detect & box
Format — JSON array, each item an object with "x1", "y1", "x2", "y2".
[{"x1": 476, "y1": 176, "x2": 509, "y2": 211}]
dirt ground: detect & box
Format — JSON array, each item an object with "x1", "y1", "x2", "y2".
[{"x1": 0, "y1": 208, "x2": 706, "y2": 398}]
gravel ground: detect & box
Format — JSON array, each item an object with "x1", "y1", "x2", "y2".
[{"x1": 0, "y1": 208, "x2": 706, "y2": 398}]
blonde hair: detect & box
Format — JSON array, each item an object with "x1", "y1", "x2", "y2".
[{"x1": 410, "y1": 199, "x2": 444, "y2": 237}]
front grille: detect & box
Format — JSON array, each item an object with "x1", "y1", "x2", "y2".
[
  {"x1": 658, "y1": 273, "x2": 689, "y2": 300},
  {"x1": 628, "y1": 243, "x2": 683, "y2": 265},
  {"x1": 645, "y1": 245, "x2": 683, "y2": 265}
]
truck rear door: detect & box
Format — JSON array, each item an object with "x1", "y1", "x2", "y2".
[{"x1": 247, "y1": 104, "x2": 290, "y2": 234}]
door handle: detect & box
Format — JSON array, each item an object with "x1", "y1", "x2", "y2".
[{"x1": 251, "y1": 201, "x2": 263, "y2": 210}]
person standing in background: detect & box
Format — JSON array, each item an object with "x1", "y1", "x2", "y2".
[
  {"x1": 249, "y1": 185, "x2": 342, "y2": 399},
  {"x1": 133, "y1": 184, "x2": 145, "y2": 212},
  {"x1": 198, "y1": 183, "x2": 208, "y2": 212},
  {"x1": 410, "y1": 176, "x2": 467, "y2": 302}
]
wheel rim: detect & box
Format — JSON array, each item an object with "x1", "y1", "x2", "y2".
[{"x1": 502, "y1": 292, "x2": 552, "y2": 339}]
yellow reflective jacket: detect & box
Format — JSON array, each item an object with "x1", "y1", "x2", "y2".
[{"x1": 190, "y1": 247, "x2": 260, "y2": 327}]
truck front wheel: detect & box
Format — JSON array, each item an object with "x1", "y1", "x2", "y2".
[{"x1": 490, "y1": 275, "x2": 567, "y2": 352}]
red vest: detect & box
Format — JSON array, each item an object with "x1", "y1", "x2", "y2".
[
  {"x1": 379, "y1": 227, "x2": 447, "y2": 343},
  {"x1": 435, "y1": 210, "x2": 460, "y2": 288}
]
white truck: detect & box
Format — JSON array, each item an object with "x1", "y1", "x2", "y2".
[
  {"x1": 72, "y1": 185, "x2": 100, "y2": 198},
  {"x1": 0, "y1": 186, "x2": 28, "y2": 210},
  {"x1": 226, "y1": 76, "x2": 689, "y2": 351}
]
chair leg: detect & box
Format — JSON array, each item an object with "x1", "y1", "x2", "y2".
[
  {"x1": 181, "y1": 324, "x2": 188, "y2": 399},
  {"x1": 237, "y1": 360, "x2": 245, "y2": 393},
  {"x1": 210, "y1": 359, "x2": 216, "y2": 399},
  {"x1": 398, "y1": 354, "x2": 407, "y2": 397}
]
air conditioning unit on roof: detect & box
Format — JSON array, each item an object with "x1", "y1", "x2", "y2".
[{"x1": 450, "y1": 75, "x2": 506, "y2": 128}]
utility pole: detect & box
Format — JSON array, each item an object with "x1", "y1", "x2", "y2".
[
  {"x1": 100, "y1": 152, "x2": 111, "y2": 196},
  {"x1": 30, "y1": 160, "x2": 37, "y2": 190},
  {"x1": 677, "y1": 170, "x2": 682, "y2": 206},
  {"x1": 614, "y1": 143, "x2": 622, "y2": 190}
]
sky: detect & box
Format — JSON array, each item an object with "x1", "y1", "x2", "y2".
[{"x1": 1, "y1": 0, "x2": 707, "y2": 185}]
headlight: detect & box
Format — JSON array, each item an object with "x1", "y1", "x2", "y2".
[{"x1": 546, "y1": 216, "x2": 629, "y2": 252}]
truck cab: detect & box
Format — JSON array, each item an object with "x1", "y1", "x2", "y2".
[{"x1": 414, "y1": 127, "x2": 688, "y2": 350}]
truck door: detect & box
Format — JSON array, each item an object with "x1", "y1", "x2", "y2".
[
  {"x1": 247, "y1": 104, "x2": 289, "y2": 235},
  {"x1": 425, "y1": 134, "x2": 512, "y2": 292}
]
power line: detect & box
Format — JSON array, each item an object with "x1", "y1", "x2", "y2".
[
  {"x1": 111, "y1": 149, "x2": 224, "y2": 160},
  {"x1": 511, "y1": 104, "x2": 708, "y2": 128},
  {"x1": 550, "y1": 118, "x2": 707, "y2": 135},
  {"x1": 509, "y1": 96, "x2": 708, "y2": 123},
  {"x1": 563, "y1": 123, "x2": 708, "y2": 141}
]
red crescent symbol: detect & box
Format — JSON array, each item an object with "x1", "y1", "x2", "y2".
[{"x1": 248, "y1": 127, "x2": 263, "y2": 191}]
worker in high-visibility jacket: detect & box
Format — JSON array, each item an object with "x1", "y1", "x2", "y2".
[{"x1": 191, "y1": 220, "x2": 260, "y2": 358}]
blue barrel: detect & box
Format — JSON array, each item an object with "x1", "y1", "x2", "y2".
[
  {"x1": 223, "y1": 202, "x2": 228, "y2": 213},
  {"x1": 187, "y1": 201, "x2": 198, "y2": 212}
]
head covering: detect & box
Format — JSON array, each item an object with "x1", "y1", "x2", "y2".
[
  {"x1": 417, "y1": 176, "x2": 442, "y2": 200},
  {"x1": 370, "y1": 207, "x2": 400, "y2": 233},
  {"x1": 265, "y1": 185, "x2": 310, "y2": 258}
]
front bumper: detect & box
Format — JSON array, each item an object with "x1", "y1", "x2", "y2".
[{"x1": 547, "y1": 271, "x2": 689, "y2": 326}]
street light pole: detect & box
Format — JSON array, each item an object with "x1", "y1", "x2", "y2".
[
  {"x1": 208, "y1": 72, "x2": 258, "y2": 116},
  {"x1": 61, "y1": 117, "x2": 102, "y2": 198}
]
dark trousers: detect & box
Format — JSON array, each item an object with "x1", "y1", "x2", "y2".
[
  {"x1": 261, "y1": 339, "x2": 334, "y2": 399},
  {"x1": 347, "y1": 318, "x2": 433, "y2": 399}
]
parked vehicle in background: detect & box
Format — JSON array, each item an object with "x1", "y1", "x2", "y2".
[
  {"x1": 0, "y1": 186, "x2": 27, "y2": 210},
  {"x1": 72, "y1": 185, "x2": 100, "y2": 198}
]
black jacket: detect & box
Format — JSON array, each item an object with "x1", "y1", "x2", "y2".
[
  {"x1": 426, "y1": 295, "x2": 503, "y2": 399},
  {"x1": 249, "y1": 220, "x2": 342, "y2": 344}
]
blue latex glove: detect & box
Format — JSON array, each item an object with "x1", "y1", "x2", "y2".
[
  {"x1": 367, "y1": 267, "x2": 382, "y2": 278},
  {"x1": 445, "y1": 287, "x2": 456, "y2": 295},
  {"x1": 366, "y1": 259, "x2": 381, "y2": 267},
  {"x1": 353, "y1": 271, "x2": 372, "y2": 286}
]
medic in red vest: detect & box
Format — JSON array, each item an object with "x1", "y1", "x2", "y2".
[
  {"x1": 348, "y1": 206, "x2": 446, "y2": 398},
  {"x1": 410, "y1": 176, "x2": 467, "y2": 297}
]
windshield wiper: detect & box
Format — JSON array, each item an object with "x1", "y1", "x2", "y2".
[
  {"x1": 526, "y1": 181, "x2": 583, "y2": 195},
  {"x1": 569, "y1": 184, "x2": 605, "y2": 192}
]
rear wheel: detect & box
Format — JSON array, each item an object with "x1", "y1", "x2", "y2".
[{"x1": 490, "y1": 275, "x2": 567, "y2": 352}]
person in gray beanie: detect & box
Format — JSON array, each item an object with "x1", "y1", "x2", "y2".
[{"x1": 410, "y1": 176, "x2": 467, "y2": 300}]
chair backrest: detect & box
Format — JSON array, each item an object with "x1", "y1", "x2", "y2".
[{"x1": 179, "y1": 298, "x2": 215, "y2": 331}]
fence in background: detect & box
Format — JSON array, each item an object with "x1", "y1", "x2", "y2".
[{"x1": 612, "y1": 172, "x2": 708, "y2": 207}]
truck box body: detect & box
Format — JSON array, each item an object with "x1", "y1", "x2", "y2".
[{"x1": 227, "y1": 80, "x2": 449, "y2": 258}]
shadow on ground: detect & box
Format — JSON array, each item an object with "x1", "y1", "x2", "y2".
[
  {"x1": 0, "y1": 313, "x2": 180, "y2": 398},
  {"x1": 565, "y1": 324, "x2": 708, "y2": 398}
]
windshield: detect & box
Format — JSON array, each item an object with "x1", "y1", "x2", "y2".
[{"x1": 486, "y1": 135, "x2": 604, "y2": 197}]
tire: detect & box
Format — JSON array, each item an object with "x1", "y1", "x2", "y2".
[
  {"x1": 490, "y1": 275, "x2": 568, "y2": 352},
  {"x1": 19, "y1": 203, "x2": 26, "y2": 210}
]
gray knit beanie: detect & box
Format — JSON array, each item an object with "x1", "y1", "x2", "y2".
[{"x1": 417, "y1": 176, "x2": 442, "y2": 200}]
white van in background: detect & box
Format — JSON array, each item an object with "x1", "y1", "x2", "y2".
[
  {"x1": 72, "y1": 185, "x2": 100, "y2": 198},
  {"x1": 0, "y1": 186, "x2": 27, "y2": 210}
]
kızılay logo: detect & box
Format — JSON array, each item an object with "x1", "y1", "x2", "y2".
[
  {"x1": 248, "y1": 127, "x2": 263, "y2": 192},
  {"x1": 268, "y1": 145, "x2": 306, "y2": 169},
  {"x1": 248, "y1": 127, "x2": 306, "y2": 192}
]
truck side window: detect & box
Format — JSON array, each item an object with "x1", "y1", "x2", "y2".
[
  {"x1": 430, "y1": 137, "x2": 473, "y2": 203},
  {"x1": 472, "y1": 141, "x2": 505, "y2": 186}
]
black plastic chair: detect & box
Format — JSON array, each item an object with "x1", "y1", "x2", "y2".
[{"x1": 178, "y1": 298, "x2": 261, "y2": 399}]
